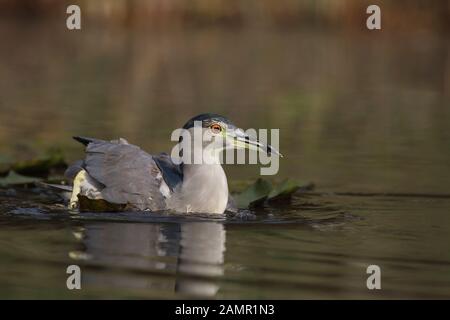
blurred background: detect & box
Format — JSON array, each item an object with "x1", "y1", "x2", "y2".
[
  {"x1": 1, "y1": 0, "x2": 450, "y2": 300},
  {"x1": 0, "y1": 0, "x2": 449, "y2": 193}
]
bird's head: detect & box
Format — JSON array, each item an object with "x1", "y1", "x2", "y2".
[{"x1": 180, "y1": 113, "x2": 281, "y2": 162}]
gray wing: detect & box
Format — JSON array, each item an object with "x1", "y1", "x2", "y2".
[
  {"x1": 67, "y1": 137, "x2": 167, "y2": 211},
  {"x1": 153, "y1": 152, "x2": 183, "y2": 191}
]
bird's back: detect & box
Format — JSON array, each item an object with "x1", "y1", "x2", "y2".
[{"x1": 66, "y1": 137, "x2": 175, "y2": 211}]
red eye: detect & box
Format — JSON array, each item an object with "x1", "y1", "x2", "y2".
[{"x1": 210, "y1": 124, "x2": 222, "y2": 134}]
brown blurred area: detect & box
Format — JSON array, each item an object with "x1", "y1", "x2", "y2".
[{"x1": 0, "y1": 0, "x2": 448, "y2": 32}]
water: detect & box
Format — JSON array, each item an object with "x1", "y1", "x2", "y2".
[
  {"x1": 1, "y1": 190, "x2": 449, "y2": 299},
  {"x1": 0, "y1": 20, "x2": 450, "y2": 299}
]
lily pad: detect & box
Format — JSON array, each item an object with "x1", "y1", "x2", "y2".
[
  {"x1": 233, "y1": 178, "x2": 314, "y2": 209},
  {"x1": 268, "y1": 178, "x2": 303, "y2": 201},
  {"x1": 0, "y1": 171, "x2": 42, "y2": 186},
  {"x1": 228, "y1": 180, "x2": 255, "y2": 193},
  {"x1": 234, "y1": 178, "x2": 273, "y2": 209}
]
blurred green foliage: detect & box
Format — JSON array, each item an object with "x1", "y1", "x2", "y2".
[{"x1": 0, "y1": 148, "x2": 67, "y2": 178}]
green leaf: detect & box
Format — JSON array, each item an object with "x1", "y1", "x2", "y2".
[
  {"x1": 228, "y1": 180, "x2": 255, "y2": 193},
  {"x1": 267, "y1": 178, "x2": 302, "y2": 200},
  {"x1": 234, "y1": 178, "x2": 272, "y2": 209},
  {"x1": 0, "y1": 171, "x2": 42, "y2": 186}
]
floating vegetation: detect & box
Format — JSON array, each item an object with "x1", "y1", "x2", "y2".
[
  {"x1": 233, "y1": 178, "x2": 314, "y2": 209},
  {"x1": 0, "y1": 171, "x2": 42, "y2": 187},
  {"x1": 0, "y1": 148, "x2": 67, "y2": 178}
]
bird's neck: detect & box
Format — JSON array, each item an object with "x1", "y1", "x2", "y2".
[{"x1": 178, "y1": 163, "x2": 229, "y2": 214}]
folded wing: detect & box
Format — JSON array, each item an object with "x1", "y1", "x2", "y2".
[{"x1": 66, "y1": 137, "x2": 167, "y2": 211}]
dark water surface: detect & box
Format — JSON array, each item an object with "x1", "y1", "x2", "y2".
[
  {"x1": 1, "y1": 190, "x2": 450, "y2": 299},
  {"x1": 0, "y1": 21, "x2": 449, "y2": 298}
]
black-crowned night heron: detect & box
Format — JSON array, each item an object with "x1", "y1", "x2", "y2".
[{"x1": 65, "y1": 113, "x2": 280, "y2": 214}]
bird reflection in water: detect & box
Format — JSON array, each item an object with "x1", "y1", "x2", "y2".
[{"x1": 69, "y1": 221, "x2": 226, "y2": 298}]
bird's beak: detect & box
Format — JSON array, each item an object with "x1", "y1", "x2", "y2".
[{"x1": 226, "y1": 128, "x2": 283, "y2": 157}]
